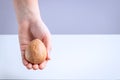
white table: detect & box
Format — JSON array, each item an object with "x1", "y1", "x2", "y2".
[{"x1": 0, "y1": 35, "x2": 120, "y2": 79}]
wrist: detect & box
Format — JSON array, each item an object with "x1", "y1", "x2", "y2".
[{"x1": 14, "y1": 0, "x2": 42, "y2": 24}]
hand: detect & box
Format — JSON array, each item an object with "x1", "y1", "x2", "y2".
[{"x1": 19, "y1": 19, "x2": 52, "y2": 70}]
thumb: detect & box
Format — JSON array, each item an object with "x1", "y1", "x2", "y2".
[{"x1": 42, "y1": 35, "x2": 52, "y2": 60}]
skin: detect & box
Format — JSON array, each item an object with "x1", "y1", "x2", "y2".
[{"x1": 13, "y1": 0, "x2": 52, "y2": 70}]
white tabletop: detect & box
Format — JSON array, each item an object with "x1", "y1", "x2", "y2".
[{"x1": 0, "y1": 35, "x2": 120, "y2": 79}]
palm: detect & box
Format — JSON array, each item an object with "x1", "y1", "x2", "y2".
[{"x1": 19, "y1": 20, "x2": 51, "y2": 70}]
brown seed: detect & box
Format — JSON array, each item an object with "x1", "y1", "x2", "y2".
[{"x1": 25, "y1": 39, "x2": 47, "y2": 64}]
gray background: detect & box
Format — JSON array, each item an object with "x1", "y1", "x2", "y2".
[{"x1": 0, "y1": 0, "x2": 120, "y2": 34}]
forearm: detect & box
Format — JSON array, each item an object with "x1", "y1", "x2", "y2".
[{"x1": 13, "y1": 0, "x2": 41, "y2": 23}]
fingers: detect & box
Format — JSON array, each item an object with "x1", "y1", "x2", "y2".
[
  {"x1": 23, "y1": 59, "x2": 48, "y2": 70},
  {"x1": 26, "y1": 63, "x2": 32, "y2": 69},
  {"x1": 22, "y1": 54, "x2": 48, "y2": 70},
  {"x1": 39, "y1": 60, "x2": 48, "y2": 70},
  {"x1": 33, "y1": 64, "x2": 39, "y2": 70},
  {"x1": 21, "y1": 50, "x2": 29, "y2": 66},
  {"x1": 24, "y1": 61, "x2": 48, "y2": 70},
  {"x1": 22, "y1": 58, "x2": 29, "y2": 66}
]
